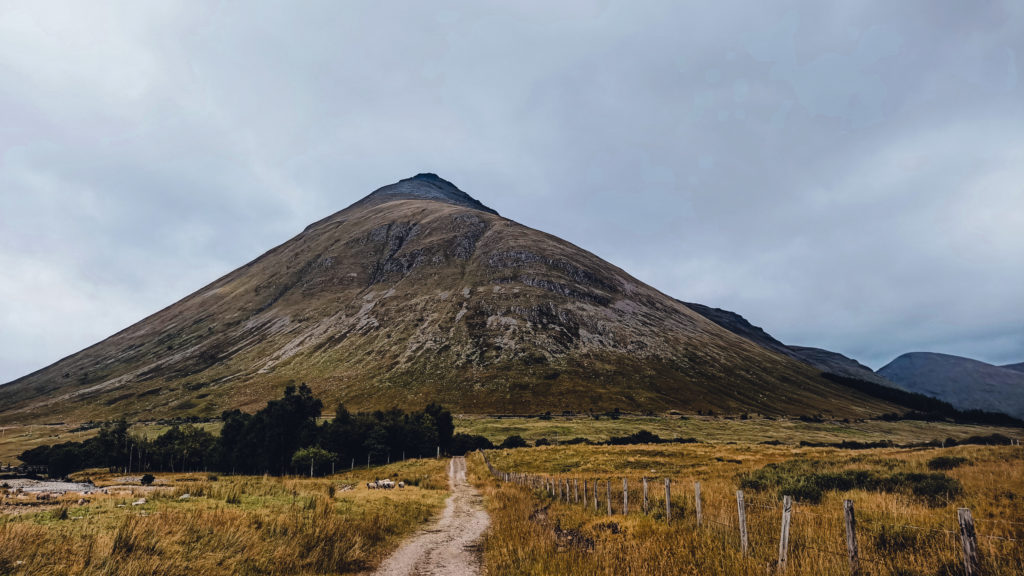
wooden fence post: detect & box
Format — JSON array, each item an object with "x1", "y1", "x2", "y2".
[
  {"x1": 574, "y1": 478, "x2": 579, "y2": 503},
  {"x1": 958, "y1": 508, "x2": 980, "y2": 576},
  {"x1": 778, "y1": 495, "x2": 792, "y2": 572},
  {"x1": 607, "y1": 478, "x2": 613, "y2": 516},
  {"x1": 623, "y1": 478, "x2": 629, "y2": 515},
  {"x1": 643, "y1": 477, "x2": 649, "y2": 514},
  {"x1": 695, "y1": 481, "x2": 703, "y2": 527},
  {"x1": 565, "y1": 479, "x2": 570, "y2": 503},
  {"x1": 594, "y1": 479, "x2": 599, "y2": 512},
  {"x1": 844, "y1": 500, "x2": 859, "y2": 575},
  {"x1": 665, "y1": 478, "x2": 672, "y2": 522},
  {"x1": 583, "y1": 479, "x2": 587, "y2": 508},
  {"x1": 737, "y1": 490, "x2": 749, "y2": 557}
]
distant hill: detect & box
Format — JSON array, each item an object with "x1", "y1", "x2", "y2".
[
  {"x1": 0, "y1": 174, "x2": 901, "y2": 424},
  {"x1": 879, "y1": 353, "x2": 1024, "y2": 419},
  {"x1": 1003, "y1": 362, "x2": 1024, "y2": 374}
]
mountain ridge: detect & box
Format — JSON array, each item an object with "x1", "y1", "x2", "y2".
[{"x1": 679, "y1": 302, "x2": 893, "y2": 387}]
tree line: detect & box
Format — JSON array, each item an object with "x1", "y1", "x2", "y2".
[{"x1": 19, "y1": 384, "x2": 457, "y2": 477}]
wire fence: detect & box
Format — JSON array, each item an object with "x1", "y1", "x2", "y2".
[{"x1": 481, "y1": 452, "x2": 1022, "y2": 575}]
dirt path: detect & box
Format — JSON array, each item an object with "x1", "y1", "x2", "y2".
[{"x1": 372, "y1": 456, "x2": 489, "y2": 576}]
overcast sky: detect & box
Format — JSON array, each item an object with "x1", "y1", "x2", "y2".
[{"x1": 1, "y1": 1, "x2": 1022, "y2": 383}]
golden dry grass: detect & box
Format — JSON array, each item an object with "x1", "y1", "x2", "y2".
[
  {"x1": 468, "y1": 443, "x2": 1024, "y2": 575},
  {"x1": 0, "y1": 457, "x2": 449, "y2": 575}
]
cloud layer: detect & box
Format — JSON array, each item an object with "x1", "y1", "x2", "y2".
[{"x1": 1, "y1": 1, "x2": 1022, "y2": 382}]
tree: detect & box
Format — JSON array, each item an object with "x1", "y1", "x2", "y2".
[
  {"x1": 449, "y1": 433, "x2": 493, "y2": 455},
  {"x1": 291, "y1": 446, "x2": 337, "y2": 477},
  {"x1": 151, "y1": 424, "x2": 216, "y2": 472},
  {"x1": 500, "y1": 435, "x2": 528, "y2": 449},
  {"x1": 425, "y1": 403, "x2": 454, "y2": 450}
]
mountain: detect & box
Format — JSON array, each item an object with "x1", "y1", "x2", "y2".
[
  {"x1": 679, "y1": 303, "x2": 892, "y2": 386},
  {"x1": 0, "y1": 174, "x2": 901, "y2": 424},
  {"x1": 878, "y1": 352, "x2": 1024, "y2": 419},
  {"x1": 783, "y1": 347, "x2": 893, "y2": 387},
  {"x1": 1003, "y1": 362, "x2": 1024, "y2": 374}
]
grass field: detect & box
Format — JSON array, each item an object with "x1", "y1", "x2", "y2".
[
  {"x1": 0, "y1": 458, "x2": 449, "y2": 576},
  {"x1": 468, "y1": 443, "x2": 1024, "y2": 575},
  {"x1": 457, "y1": 414, "x2": 1023, "y2": 446},
  {"x1": 3, "y1": 416, "x2": 1023, "y2": 575}
]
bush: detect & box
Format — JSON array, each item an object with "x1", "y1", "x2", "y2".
[
  {"x1": 534, "y1": 438, "x2": 551, "y2": 447},
  {"x1": 608, "y1": 430, "x2": 663, "y2": 445},
  {"x1": 499, "y1": 435, "x2": 528, "y2": 449},
  {"x1": 894, "y1": 472, "x2": 963, "y2": 505},
  {"x1": 448, "y1": 433, "x2": 493, "y2": 456},
  {"x1": 739, "y1": 461, "x2": 962, "y2": 505},
  {"x1": 927, "y1": 456, "x2": 969, "y2": 471},
  {"x1": 874, "y1": 523, "x2": 922, "y2": 553},
  {"x1": 140, "y1": 474, "x2": 155, "y2": 486}
]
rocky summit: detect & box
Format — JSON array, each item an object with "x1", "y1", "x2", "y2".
[{"x1": 0, "y1": 175, "x2": 901, "y2": 424}]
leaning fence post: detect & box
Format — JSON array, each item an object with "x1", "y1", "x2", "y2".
[
  {"x1": 665, "y1": 478, "x2": 672, "y2": 522},
  {"x1": 958, "y1": 508, "x2": 980, "y2": 576},
  {"x1": 695, "y1": 481, "x2": 703, "y2": 527},
  {"x1": 844, "y1": 500, "x2": 859, "y2": 575},
  {"x1": 737, "y1": 490, "x2": 749, "y2": 557},
  {"x1": 778, "y1": 495, "x2": 792, "y2": 572},
  {"x1": 643, "y1": 477, "x2": 649, "y2": 514},
  {"x1": 623, "y1": 478, "x2": 629, "y2": 515},
  {"x1": 607, "y1": 478, "x2": 613, "y2": 516}
]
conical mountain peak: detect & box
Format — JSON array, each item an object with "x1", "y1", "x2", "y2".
[
  {"x1": 0, "y1": 174, "x2": 903, "y2": 423},
  {"x1": 354, "y1": 173, "x2": 499, "y2": 215}
]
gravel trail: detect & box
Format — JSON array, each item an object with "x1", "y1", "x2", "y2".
[{"x1": 372, "y1": 456, "x2": 489, "y2": 576}]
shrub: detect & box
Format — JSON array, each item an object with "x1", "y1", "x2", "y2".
[
  {"x1": 534, "y1": 438, "x2": 551, "y2": 447},
  {"x1": 893, "y1": 472, "x2": 963, "y2": 505},
  {"x1": 448, "y1": 433, "x2": 493, "y2": 456},
  {"x1": 140, "y1": 474, "x2": 155, "y2": 486},
  {"x1": 499, "y1": 435, "x2": 528, "y2": 449},
  {"x1": 739, "y1": 461, "x2": 962, "y2": 506},
  {"x1": 927, "y1": 456, "x2": 969, "y2": 471},
  {"x1": 874, "y1": 523, "x2": 922, "y2": 553}
]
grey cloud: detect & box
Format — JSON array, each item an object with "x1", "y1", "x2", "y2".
[{"x1": 1, "y1": 0, "x2": 1022, "y2": 383}]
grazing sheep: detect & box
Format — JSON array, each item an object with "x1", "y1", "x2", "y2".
[
  {"x1": 366, "y1": 482, "x2": 377, "y2": 490},
  {"x1": 398, "y1": 481, "x2": 405, "y2": 489}
]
